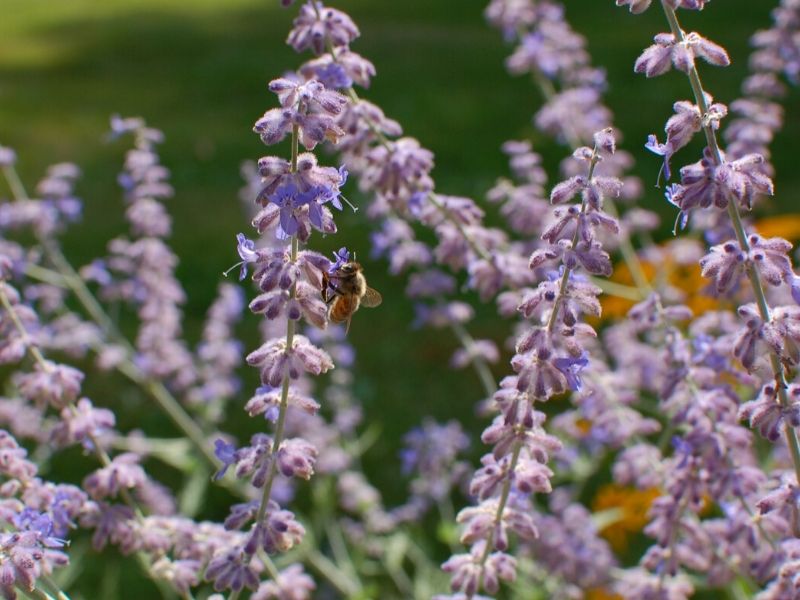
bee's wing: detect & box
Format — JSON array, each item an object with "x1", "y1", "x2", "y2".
[{"x1": 361, "y1": 287, "x2": 382, "y2": 308}]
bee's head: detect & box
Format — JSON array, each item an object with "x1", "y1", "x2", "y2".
[{"x1": 339, "y1": 261, "x2": 361, "y2": 274}]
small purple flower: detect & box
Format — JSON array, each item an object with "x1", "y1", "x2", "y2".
[
  {"x1": 552, "y1": 353, "x2": 589, "y2": 391},
  {"x1": 205, "y1": 545, "x2": 260, "y2": 592},
  {"x1": 246, "y1": 335, "x2": 334, "y2": 388},
  {"x1": 287, "y1": 2, "x2": 360, "y2": 55},
  {"x1": 245, "y1": 501, "x2": 305, "y2": 554},
  {"x1": 634, "y1": 31, "x2": 729, "y2": 78},
  {"x1": 252, "y1": 563, "x2": 315, "y2": 600},
  {"x1": 260, "y1": 168, "x2": 346, "y2": 240},
  {"x1": 408, "y1": 190, "x2": 427, "y2": 217},
  {"x1": 442, "y1": 541, "x2": 517, "y2": 596},
  {"x1": 700, "y1": 235, "x2": 793, "y2": 293},
  {"x1": 756, "y1": 476, "x2": 800, "y2": 515},
  {"x1": 645, "y1": 134, "x2": 674, "y2": 180},
  {"x1": 214, "y1": 439, "x2": 238, "y2": 481},
  {"x1": 233, "y1": 434, "x2": 274, "y2": 488},
  {"x1": 83, "y1": 453, "x2": 147, "y2": 500},
  {"x1": 299, "y1": 50, "x2": 376, "y2": 89},
  {"x1": 16, "y1": 361, "x2": 83, "y2": 410},
  {"x1": 255, "y1": 79, "x2": 347, "y2": 150},
  {"x1": 271, "y1": 182, "x2": 302, "y2": 239},
  {"x1": 329, "y1": 247, "x2": 350, "y2": 274},
  {"x1": 276, "y1": 438, "x2": 318, "y2": 480},
  {"x1": 327, "y1": 165, "x2": 349, "y2": 210},
  {"x1": 235, "y1": 234, "x2": 258, "y2": 281},
  {"x1": 671, "y1": 435, "x2": 694, "y2": 468},
  {"x1": 315, "y1": 63, "x2": 353, "y2": 89},
  {"x1": 670, "y1": 148, "x2": 774, "y2": 215},
  {"x1": 0, "y1": 146, "x2": 17, "y2": 167},
  {"x1": 49, "y1": 485, "x2": 88, "y2": 538},
  {"x1": 224, "y1": 501, "x2": 258, "y2": 531},
  {"x1": 244, "y1": 385, "x2": 319, "y2": 422},
  {"x1": 740, "y1": 384, "x2": 800, "y2": 442},
  {"x1": 615, "y1": 0, "x2": 653, "y2": 14},
  {"x1": 50, "y1": 398, "x2": 115, "y2": 451},
  {"x1": 14, "y1": 510, "x2": 66, "y2": 548},
  {"x1": 664, "y1": 183, "x2": 689, "y2": 232}
]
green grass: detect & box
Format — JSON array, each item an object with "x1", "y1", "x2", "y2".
[{"x1": 1, "y1": 0, "x2": 799, "y2": 596}]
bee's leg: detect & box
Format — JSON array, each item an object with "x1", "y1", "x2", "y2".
[{"x1": 325, "y1": 283, "x2": 343, "y2": 305}]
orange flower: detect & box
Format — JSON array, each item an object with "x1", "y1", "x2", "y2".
[
  {"x1": 753, "y1": 215, "x2": 800, "y2": 242},
  {"x1": 592, "y1": 484, "x2": 661, "y2": 553},
  {"x1": 599, "y1": 250, "x2": 730, "y2": 323},
  {"x1": 586, "y1": 588, "x2": 624, "y2": 600}
]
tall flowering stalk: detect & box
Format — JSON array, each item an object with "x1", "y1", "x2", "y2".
[
  {"x1": 623, "y1": 0, "x2": 800, "y2": 479},
  {"x1": 618, "y1": 0, "x2": 800, "y2": 595},
  {"x1": 435, "y1": 129, "x2": 622, "y2": 599},
  {"x1": 89, "y1": 117, "x2": 195, "y2": 389},
  {"x1": 205, "y1": 17, "x2": 352, "y2": 596}
]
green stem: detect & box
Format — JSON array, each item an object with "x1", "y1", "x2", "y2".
[
  {"x1": 1, "y1": 165, "x2": 28, "y2": 206},
  {"x1": 254, "y1": 123, "x2": 300, "y2": 533},
  {"x1": 547, "y1": 142, "x2": 602, "y2": 332},
  {"x1": 20, "y1": 588, "x2": 56, "y2": 600},
  {"x1": 448, "y1": 317, "x2": 497, "y2": 397},
  {"x1": 306, "y1": 549, "x2": 361, "y2": 598},
  {"x1": 38, "y1": 575, "x2": 71, "y2": 600},
  {"x1": 295, "y1": 527, "x2": 363, "y2": 598},
  {"x1": 115, "y1": 361, "x2": 217, "y2": 469},
  {"x1": 472, "y1": 439, "x2": 524, "y2": 597},
  {"x1": 259, "y1": 551, "x2": 281, "y2": 581},
  {"x1": 589, "y1": 276, "x2": 645, "y2": 301},
  {"x1": 255, "y1": 235, "x2": 298, "y2": 527},
  {"x1": 324, "y1": 521, "x2": 360, "y2": 586}
]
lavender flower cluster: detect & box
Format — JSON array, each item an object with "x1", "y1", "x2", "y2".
[{"x1": 1, "y1": 0, "x2": 800, "y2": 598}]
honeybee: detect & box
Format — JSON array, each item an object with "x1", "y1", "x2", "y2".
[{"x1": 323, "y1": 261, "x2": 382, "y2": 332}]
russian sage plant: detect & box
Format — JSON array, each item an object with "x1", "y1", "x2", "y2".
[{"x1": 1, "y1": 0, "x2": 800, "y2": 599}]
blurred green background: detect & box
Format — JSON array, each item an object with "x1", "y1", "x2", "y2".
[{"x1": 1, "y1": 0, "x2": 799, "y2": 596}]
